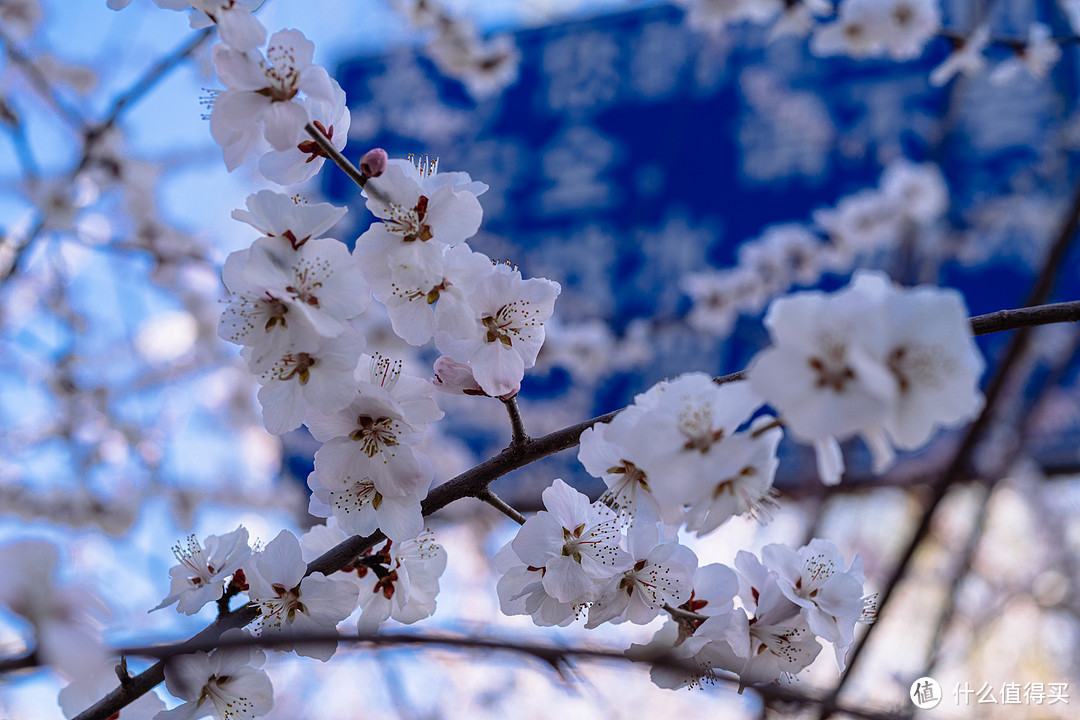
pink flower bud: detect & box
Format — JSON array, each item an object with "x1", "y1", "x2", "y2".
[
  {"x1": 431, "y1": 356, "x2": 486, "y2": 396},
  {"x1": 360, "y1": 148, "x2": 389, "y2": 178}
]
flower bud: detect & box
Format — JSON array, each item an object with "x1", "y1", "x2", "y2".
[
  {"x1": 431, "y1": 356, "x2": 487, "y2": 396},
  {"x1": 360, "y1": 148, "x2": 389, "y2": 178}
]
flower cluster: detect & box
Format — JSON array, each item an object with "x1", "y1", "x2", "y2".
[
  {"x1": 674, "y1": 0, "x2": 1065, "y2": 88},
  {"x1": 579, "y1": 373, "x2": 782, "y2": 533},
  {"x1": 96, "y1": 0, "x2": 1001, "y2": 716},
  {"x1": 495, "y1": 479, "x2": 696, "y2": 628},
  {"x1": 631, "y1": 539, "x2": 875, "y2": 690},
  {"x1": 683, "y1": 159, "x2": 948, "y2": 337},
  {"x1": 749, "y1": 270, "x2": 985, "y2": 484}
]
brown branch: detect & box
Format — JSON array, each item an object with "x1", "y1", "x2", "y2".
[
  {"x1": 114, "y1": 629, "x2": 905, "y2": 720},
  {"x1": 502, "y1": 396, "x2": 529, "y2": 447},
  {"x1": 303, "y1": 121, "x2": 368, "y2": 188},
  {"x1": 477, "y1": 488, "x2": 528, "y2": 525},
  {"x1": 970, "y1": 301, "x2": 1080, "y2": 336}
]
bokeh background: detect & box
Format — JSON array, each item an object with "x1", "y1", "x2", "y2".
[{"x1": 3, "y1": 0, "x2": 1080, "y2": 718}]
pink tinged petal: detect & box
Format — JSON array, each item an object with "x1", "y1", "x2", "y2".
[
  {"x1": 262, "y1": 100, "x2": 308, "y2": 151},
  {"x1": 269, "y1": 28, "x2": 315, "y2": 68},
  {"x1": 215, "y1": 8, "x2": 267, "y2": 51},
  {"x1": 542, "y1": 555, "x2": 595, "y2": 603},
  {"x1": 471, "y1": 341, "x2": 524, "y2": 397},
  {"x1": 388, "y1": 294, "x2": 438, "y2": 346},
  {"x1": 305, "y1": 409, "x2": 362, "y2": 443},
  {"x1": 154, "y1": 702, "x2": 202, "y2": 720},
  {"x1": 511, "y1": 512, "x2": 565, "y2": 566},
  {"x1": 163, "y1": 651, "x2": 213, "y2": 701},
  {"x1": 213, "y1": 667, "x2": 274, "y2": 716},
  {"x1": 259, "y1": 147, "x2": 323, "y2": 186},
  {"x1": 860, "y1": 426, "x2": 896, "y2": 474},
  {"x1": 298, "y1": 64, "x2": 336, "y2": 105}
]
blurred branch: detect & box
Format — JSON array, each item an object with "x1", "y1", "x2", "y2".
[
  {"x1": 113, "y1": 629, "x2": 904, "y2": 720},
  {"x1": 818, "y1": 176, "x2": 1080, "y2": 718},
  {"x1": 0, "y1": 27, "x2": 86, "y2": 127},
  {"x1": 98, "y1": 27, "x2": 214, "y2": 130}
]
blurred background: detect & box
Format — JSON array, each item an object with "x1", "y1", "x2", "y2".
[{"x1": 3, "y1": 0, "x2": 1080, "y2": 717}]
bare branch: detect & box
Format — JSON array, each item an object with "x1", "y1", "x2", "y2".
[
  {"x1": 502, "y1": 396, "x2": 529, "y2": 447},
  {"x1": 477, "y1": 488, "x2": 528, "y2": 525}
]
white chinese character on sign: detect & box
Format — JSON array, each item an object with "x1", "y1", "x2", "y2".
[{"x1": 1024, "y1": 682, "x2": 1046, "y2": 704}]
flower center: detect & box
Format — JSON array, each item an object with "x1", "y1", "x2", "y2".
[{"x1": 349, "y1": 415, "x2": 400, "y2": 456}]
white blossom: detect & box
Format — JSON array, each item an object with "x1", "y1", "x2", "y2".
[
  {"x1": 156, "y1": 630, "x2": 273, "y2": 720},
  {"x1": 929, "y1": 25, "x2": 990, "y2": 87},
  {"x1": 210, "y1": 29, "x2": 336, "y2": 170},
  {"x1": 356, "y1": 157, "x2": 487, "y2": 285},
  {"x1": 510, "y1": 478, "x2": 631, "y2": 604},
  {"x1": 152, "y1": 527, "x2": 251, "y2": 615},
  {"x1": 307, "y1": 355, "x2": 442, "y2": 498},
  {"x1": 355, "y1": 531, "x2": 447, "y2": 632},
  {"x1": 990, "y1": 23, "x2": 1062, "y2": 85},
  {"x1": 372, "y1": 243, "x2": 494, "y2": 347},
  {"x1": 493, "y1": 543, "x2": 580, "y2": 627},
  {"x1": 307, "y1": 466, "x2": 425, "y2": 542},
  {"x1": 586, "y1": 524, "x2": 697, "y2": 628},
  {"x1": 231, "y1": 190, "x2": 346, "y2": 247},
  {"x1": 761, "y1": 539, "x2": 871, "y2": 671},
  {"x1": 435, "y1": 261, "x2": 561, "y2": 397},
  {"x1": 681, "y1": 416, "x2": 783, "y2": 536},
  {"x1": 258, "y1": 83, "x2": 351, "y2": 186},
  {"x1": 748, "y1": 275, "x2": 898, "y2": 484},
  {"x1": 253, "y1": 330, "x2": 364, "y2": 435},
  {"x1": 245, "y1": 530, "x2": 359, "y2": 661}
]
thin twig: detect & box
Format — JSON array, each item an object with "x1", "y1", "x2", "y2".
[
  {"x1": 0, "y1": 27, "x2": 85, "y2": 127},
  {"x1": 99, "y1": 27, "x2": 214, "y2": 129},
  {"x1": 477, "y1": 488, "x2": 528, "y2": 525},
  {"x1": 303, "y1": 121, "x2": 367, "y2": 189},
  {"x1": 502, "y1": 396, "x2": 529, "y2": 447},
  {"x1": 109, "y1": 630, "x2": 903, "y2": 720},
  {"x1": 970, "y1": 300, "x2": 1080, "y2": 336}
]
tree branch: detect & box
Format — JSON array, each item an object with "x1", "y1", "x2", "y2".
[
  {"x1": 477, "y1": 488, "x2": 528, "y2": 525},
  {"x1": 303, "y1": 121, "x2": 369, "y2": 189},
  {"x1": 970, "y1": 300, "x2": 1080, "y2": 336},
  {"x1": 502, "y1": 396, "x2": 529, "y2": 447}
]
